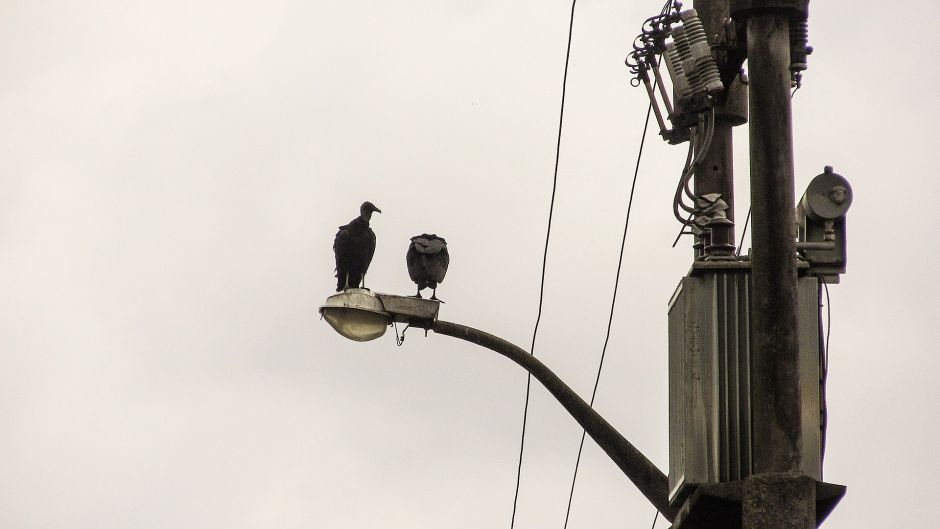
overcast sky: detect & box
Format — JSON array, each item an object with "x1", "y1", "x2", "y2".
[{"x1": 1, "y1": 1, "x2": 938, "y2": 528}]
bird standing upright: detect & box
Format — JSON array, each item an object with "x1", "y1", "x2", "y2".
[
  {"x1": 333, "y1": 201, "x2": 381, "y2": 291},
  {"x1": 406, "y1": 234, "x2": 449, "y2": 301}
]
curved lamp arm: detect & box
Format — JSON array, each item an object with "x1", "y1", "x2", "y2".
[{"x1": 431, "y1": 320, "x2": 676, "y2": 521}]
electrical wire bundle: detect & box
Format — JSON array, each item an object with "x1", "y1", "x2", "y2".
[{"x1": 670, "y1": 108, "x2": 724, "y2": 246}]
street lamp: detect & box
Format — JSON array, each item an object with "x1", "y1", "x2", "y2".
[
  {"x1": 320, "y1": 290, "x2": 677, "y2": 521},
  {"x1": 320, "y1": 289, "x2": 391, "y2": 341},
  {"x1": 319, "y1": 289, "x2": 442, "y2": 342}
]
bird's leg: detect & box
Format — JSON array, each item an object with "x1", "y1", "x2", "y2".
[
  {"x1": 412, "y1": 288, "x2": 423, "y2": 299},
  {"x1": 343, "y1": 272, "x2": 350, "y2": 291},
  {"x1": 360, "y1": 273, "x2": 370, "y2": 291},
  {"x1": 430, "y1": 287, "x2": 444, "y2": 303}
]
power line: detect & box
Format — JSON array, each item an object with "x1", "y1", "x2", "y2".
[
  {"x1": 510, "y1": 1, "x2": 578, "y2": 527},
  {"x1": 735, "y1": 206, "x2": 751, "y2": 257},
  {"x1": 821, "y1": 277, "x2": 831, "y2": 373},
  {"x1": 561, "y1": 100, "x2": 653, "y2": 529}
]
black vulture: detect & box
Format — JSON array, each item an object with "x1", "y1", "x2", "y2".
[
  {"x1": 333, "y1": 201, "x2": 381, "y2": 291},
  {"x1": 406, "y1": 234, "x2": 449, "y2": 301}
]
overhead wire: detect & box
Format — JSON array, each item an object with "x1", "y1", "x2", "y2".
[
  {"x1": 735, "y1": 207, "x2": 751, "y2": 257},
  {"x1": 821, "y1": 278, "x2": 830, "y2": 373},
  {"x1": 818, "y1": 272, "x2": 831, "y2": 463},
  {"x1": 561, "y1": 99, "x2": 654, "y2": 529},
  {"x1": 510, "y1": 1, "x2": 578, "y2": 527},
  {"x1": 561, "y1": 4, "x2": 674, "y2": 525}
]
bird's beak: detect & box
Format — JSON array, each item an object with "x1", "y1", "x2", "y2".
[{"x1": 374, "y1": 207, "x2": 382, "y2": 214}]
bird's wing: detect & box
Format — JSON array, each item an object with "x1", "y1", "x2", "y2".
[
  {"x1": 428, "y1": 246, "x2": 449, "y2": 283},
  {"x1": 406, "y1": 244, "x2": 421, "y2": 282},
  {"x1": 333, "y1": 224, "x2": 351, "y2": 270},
  {"x1": 364, "y1": 226, "x2": 377, "y2": 266}
]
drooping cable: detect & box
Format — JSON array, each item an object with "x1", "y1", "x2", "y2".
[
  {"x1": 672, "y1": 108, "x2": 717, "y2": 231},
  {"x1": 510, "y1": 1, "x2": 578, "y2": 527},
  {"x1": 681, "y1": 110, "x2": 716, "y2": 205},
  {"x1": 561, "y1": 100, "x2": 653, "y2": 529},
  {"x1": 672, "y1": 138, "x2": 697, "y2": 223},
  {"x1": 819, "y1": 274, "x2": 831, "y2": 462},
  {"x1": 735, "y1": 206, "x2": 751, "y2": 257},
  {"x1": 646, "y1": 10, "x2": 673, "y2": 524},
  {"x1": 807, "y1": 267, "x2": 831, "y2": 466},
  {"x1": 821, "y1": 278, "x2": 831, "y2": 373},
  {"x1": 670, "y1": 109, "x2": 718, "y2": 249}
]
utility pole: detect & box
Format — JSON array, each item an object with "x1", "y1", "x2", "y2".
[
  {"x1": 666, "y1": 1, "x2": 842, "y2": 527},
  {"x1": 325, "y1": 2, "x2": 851, "y2": 527},
  {"x1": 735, "y1": 1, "x2": 815, "y2": 527}
]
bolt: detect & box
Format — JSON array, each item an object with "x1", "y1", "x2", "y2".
[{"x1": 829, "y1": 186, "x2": 848, "y2": 205}]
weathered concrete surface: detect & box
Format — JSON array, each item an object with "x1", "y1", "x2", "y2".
[{"x1": 743, "y1": 473, "x2": 815, "y2": 529}]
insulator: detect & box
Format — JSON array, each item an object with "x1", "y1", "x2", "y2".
[
  {"x1": 672, "y1": 26, "x2": 701, "y2": 100},
  {"x1": 679, "y1": 9, "x2": 722, "y2": 96},
  {"x1": 664, "y1": 41, "x2": 692, "y2": 101},
  {"x1": 679, "y1": 9, "x2": 707, "y2": 47},
  {"x1": 790, "y1": 18, "x2": 810, "y2": 73},
  {"x1": 691, "y1": 41, "x2": 723, "y2": 95}
]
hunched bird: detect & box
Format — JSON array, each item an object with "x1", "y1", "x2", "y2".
[
  {"x1": 333, "y1": 201, "x2": 381, "y2": 291},
  {"x1": 406, "y1": 234, "x2": 449, "y2": 301}
]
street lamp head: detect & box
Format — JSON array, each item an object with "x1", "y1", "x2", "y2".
[
  {"x1": 320, "y1": 290, "x2": 441, "y2": 342},
  {"x1": 320, "y1": 289, "x2": 391, "y2": 342}
]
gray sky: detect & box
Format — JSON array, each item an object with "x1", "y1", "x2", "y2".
[{"x1": 1, "y1": 1, "x2": 938, "y2": 527}]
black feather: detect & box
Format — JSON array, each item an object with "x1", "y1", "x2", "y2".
[
  {"x1": 406, "y1": 233, "x2": 449, "y2": 300},
  {"x1": 334, "y1": 202, "x2": 380, "y2": 290}
]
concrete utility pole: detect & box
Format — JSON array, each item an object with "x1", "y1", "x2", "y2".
[
  {"x1": 324, "y1": 2, "x2": 848, "y2": 527},
  {"x1": 734, "y1": 1, "x2": 815, "y2": 527}
]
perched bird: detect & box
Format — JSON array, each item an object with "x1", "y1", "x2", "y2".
[
  {"x1": 406, "y1": 234, "x2": 449, "y2": 301},
  {"x1": 333, "y1": 201, "x2": 381, "y2": 291}
]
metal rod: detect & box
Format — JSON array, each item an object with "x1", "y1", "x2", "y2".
[
  {"x1": 650, "y1": 57, "x2": 675, "y2": 116},
  {"x1": 796, "y1": 241, "x2": 835, "y2": 251},
  {"x1": 642, "y1": 74, "x2": 670, "y2": 134},
  {"x1": 430, "y1": 319, "x2": 676, "y2": 521}
]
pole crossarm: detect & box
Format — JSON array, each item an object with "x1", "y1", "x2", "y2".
[{"x1": 430, "y1": 320, "x2": 676, "y2": 521}]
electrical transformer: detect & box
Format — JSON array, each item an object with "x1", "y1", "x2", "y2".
[{"x1": 667, "y1": 262, "x2": 823, "y2": 506}]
